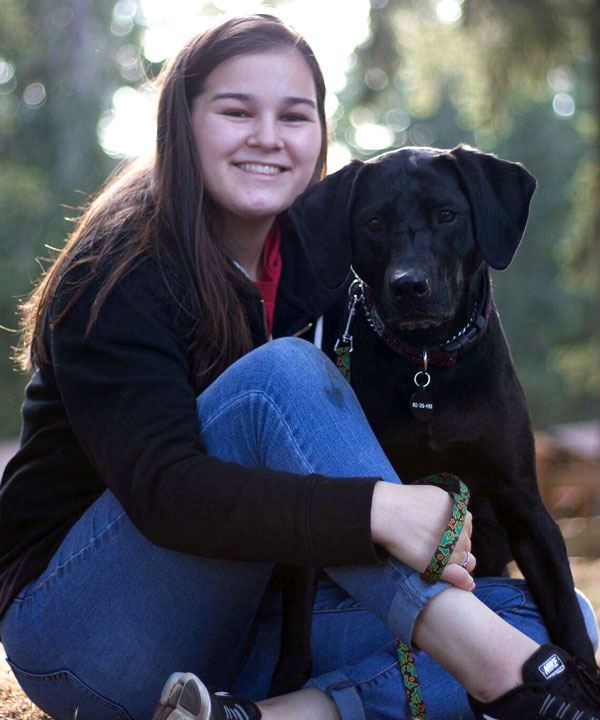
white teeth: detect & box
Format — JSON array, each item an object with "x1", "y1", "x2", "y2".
[{"x1": 236, "y1": 163, "x2": 283, "y2": 175}]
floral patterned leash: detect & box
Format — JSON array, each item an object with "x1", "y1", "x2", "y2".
[
  {"x1": 334, "y1": 284, "x2": 471, "y2": 719},
  {"x1": 396, "y1": 473, "x2": 470, "y2": 719}
]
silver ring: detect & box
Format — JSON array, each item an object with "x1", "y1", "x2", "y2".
[
  {"x1": 458, "y1": 550, "x2": 470, "y2": 569},
  {"x1": 413, "y1": 370, "x2": 431, "y2": 388}
]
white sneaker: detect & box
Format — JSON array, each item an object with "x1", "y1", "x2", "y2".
[{"x1": 152, "y1": 673, "x2": 262, "y2": 720}]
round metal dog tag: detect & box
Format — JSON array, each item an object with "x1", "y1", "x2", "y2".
[{"x1": 410, "y1": 389, "x2": 434, "y2": 421}]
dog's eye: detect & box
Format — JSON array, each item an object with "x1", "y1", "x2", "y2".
[
  {"x1": 438, "y1": 209, "x2": 456, "y2": 223},
  {"x1": 366, "y1": 217, "x2": 383, "y2": 232}
]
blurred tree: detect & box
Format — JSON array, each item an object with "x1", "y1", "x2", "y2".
[
  {"x1": 0, "y1": 0, "x2": 598, "y2": 435},
  {"x1": 330, "y1": 0, "x2": 599, "y2": 426},
  {"x1": 0, "y1": 0, "x2": 141, "y2": 436}
]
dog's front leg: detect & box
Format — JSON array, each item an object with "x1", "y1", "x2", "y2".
[{"x1": 493, "y1": 482, "x2": 596, "y2": 664}]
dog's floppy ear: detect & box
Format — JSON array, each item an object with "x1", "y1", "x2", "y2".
[
  {"x1": 450, "y1": 145, "x2": 537, "y2": 270},
  {"x1": 288, "y1": 160, "x2": 365, "y2": 289}
]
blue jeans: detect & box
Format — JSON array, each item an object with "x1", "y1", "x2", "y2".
[{"x1": 1, "y1": 339, "x2": 597, "y2": 720}]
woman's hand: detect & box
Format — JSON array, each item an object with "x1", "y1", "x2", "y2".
[{"x1": 370, "y1": 481, "x2": 476, "y2": 591}]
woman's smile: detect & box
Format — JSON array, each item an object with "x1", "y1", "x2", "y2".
[
  {"x1": 191, "y1": 51, "x2": 322, "y2": 229},
  {"x1": 233, "y1": 161, "x2": 288, "y2": 176}
]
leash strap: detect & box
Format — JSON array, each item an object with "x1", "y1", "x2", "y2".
[
  {"x1": 419, "y1": 474, "x2": 470, "y2": 583},
  {"x1": 335, "y1": 343, "x2": 351, "y2": 381},
  {"x1": 395, "y1": 474, "x2": 470, "y2": 719},
  {"x1": 396, "y1": 640, "x2": 428, "y2": 719},
  {"x1": 334, "y1": 279, "x2": 362, "y2": 381},
  {"x1": 333, "y1": 286, "x2": 472, "y2": 719}
]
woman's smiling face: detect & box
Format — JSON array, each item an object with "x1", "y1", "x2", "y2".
[{"x1": 190, "y1": 51, "x2": 323, "y2": 230}]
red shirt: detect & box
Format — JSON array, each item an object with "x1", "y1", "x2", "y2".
[{"x1": 254, "y1": 224, "x2": 282, "y2": 338}]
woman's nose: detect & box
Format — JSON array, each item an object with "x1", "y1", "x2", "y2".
[{"x1": 247, "y1": 116, "x2": 284, "y2": 150}]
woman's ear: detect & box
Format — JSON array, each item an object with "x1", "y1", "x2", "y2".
[
  {"x1": 450, "y1": 145, "x2": 537, "y2": 270},
  {"x1": 289, "y1": 160, "x2": 365, "y2": 289}
]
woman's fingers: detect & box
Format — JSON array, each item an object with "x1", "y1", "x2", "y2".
[
  {"x1": 449, "y1": 546, "x2": 477, "y2": 573},
  {"x1": 462, "y1": 510, "x2": 473, "y2": 541},
  {"x1": 440, "y1": 511, "x2": 476, "y2": 589},
  {"x1": 440, "y1": 562, "x2": 476, "y2": 591},
  {"x1": 449, "y1": 511, "x2": 472, "y2": 557},
  {"x1": 370, "y1": 483, "x2": 477, "y2": 585}
]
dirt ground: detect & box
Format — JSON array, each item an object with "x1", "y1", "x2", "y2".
[{"x1": 0, "y1": 560, "x2": 598, "y2": 720}]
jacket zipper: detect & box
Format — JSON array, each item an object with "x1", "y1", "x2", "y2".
[
  {"x1": 293, "y1": 322, "x2": 313, "y2": 338},
  {"x1": 260, "y1": 298, "x2": 269, "y2": 341},
  {"x1": 258, "y1": 299, "x2": 312, "y2": 342}
]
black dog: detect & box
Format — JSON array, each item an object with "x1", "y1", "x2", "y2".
[{"x1": 269, "y1": 145, "x2": 595, "y2": 695}]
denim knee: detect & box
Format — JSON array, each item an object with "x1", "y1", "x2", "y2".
[
  {"x1": 221, "y1": 337, "x2": 351, "y2": 407},
  {"x1": 246, "y1": 337, "x2": 336, "y2": 381}
]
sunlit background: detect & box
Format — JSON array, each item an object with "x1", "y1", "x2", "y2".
[
  {"x1": 0, "y1": 0, "x2": 598, "y2": 443},
  {"x1": 95, "y1": 0, "x2": 580, "y2": 166},
  {"x1": 99, "y1": 0, "x2": 368, "y2": 167}
]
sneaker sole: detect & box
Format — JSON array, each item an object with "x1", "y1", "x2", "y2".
[{"x1": 153, "y1": 673, "x2": 213, "y2": 720}]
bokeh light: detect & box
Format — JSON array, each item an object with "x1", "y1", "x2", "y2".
[
  {"x1": 114, "y1": 0, "x2": 138, "y2": 23},
  {"x1": 50, "y1": 6, "x2": 74, "y2": 28},
  {"x1": 385, "y1": 108, "x2": 410, "y2": 132},
  {"x1": 327, "y1": 142, "x2": 352, "y2": 172},
  {"x1": 102, "y1": 0, "x2": 371, "y2": 158},
  {"x1": 116, "y1": 44, "x2": 143, "y2": 82},
  {"x1": 553, "y1": 93, "x2": 575, "y2": 118},
  {"x1": 0, "y1": 59, "x2": 15, "y2": 86},
  {"x1": 354, "y1": 123, "x2": 395, "y2": 150},
  {"x1": 111, "y1": 0, "x2": 137, "y2": 35},
  {"x1": 365, "y1": 68, "x2": 388, "y2": 91},
  {"x1": 436, "y1": 0, "x2": 463, "y2": 24},
  {"x1": 547, "y1": 67, "x2": 575, "y2": 93},
  {"x1": 23, "y1": 83, "x2": 46, "y2": 107},
  {"x1": 350, "y1": 106, "x2": 376, "y2": 128},
  {"x1": 98, "y1": 85, "x2": 157, "y2": 158},
  {"x1": 408, "y1": 123, "x2": 435, "y2": 146}
]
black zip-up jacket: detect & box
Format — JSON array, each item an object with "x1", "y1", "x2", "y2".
[{"x1": 0, "y1": 218, "x2": 382, "y2": 621}]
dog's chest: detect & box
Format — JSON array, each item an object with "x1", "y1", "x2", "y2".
[
  {"x1": 349, "y1": 348, "x2": 481, "y2": 448},
  {"x1": 341, "y1": 328, "x2": 499, "y2": 483}
]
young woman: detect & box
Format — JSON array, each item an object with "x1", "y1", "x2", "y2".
[{"x1": 0, "y1": 14, "x2": 598, "y2": 720}]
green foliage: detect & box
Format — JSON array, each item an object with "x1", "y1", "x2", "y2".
[
  {"x1": 0, "y1": 0, "x2": 140, "y2": 436},
  {"x1": 329, "y1": 0, "x2": 599, "y2": 426},
  {"x1": 0, "y1": 0, "x2": 598, "y2": 437}
]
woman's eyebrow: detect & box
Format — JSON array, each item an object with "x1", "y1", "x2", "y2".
[
  {"x1": 211, "y1": 92, "x2": 316, "y2": 108},
  {"x1": 211, "y1": 92, "x2": 251, "y2": 102},
  {"x1": 283, "y1": 96, "x2": 316, "y2": 108}
]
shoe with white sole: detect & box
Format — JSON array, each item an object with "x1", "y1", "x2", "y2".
[
  {"x1": 152, "y1": 672, "x2": 262, "y2": 720},
  {"x1": 468, "y1": 644, "x2": 600, "y2": 720}
]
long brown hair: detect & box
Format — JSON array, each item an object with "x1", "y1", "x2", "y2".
[{"x1": 18, "y1": 14, "x2": 328, "y2": 389}]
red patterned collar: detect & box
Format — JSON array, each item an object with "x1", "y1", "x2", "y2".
[{"x1": 355, "y1": 270, "x2": 493, "y2": 367}]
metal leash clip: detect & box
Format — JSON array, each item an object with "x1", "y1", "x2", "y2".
[
  {"x1": 413, "y1": 349, "x2": 431, "y2": 388},
  {"x1": 410, "y1": 349, "x2": 434, "y2": 421},
  {"x1": 333, "y1": 278, "x2": 363, "y2": 354},
  {"x1": 334, "y1": 279, "x2": 364, "y2": 382}
]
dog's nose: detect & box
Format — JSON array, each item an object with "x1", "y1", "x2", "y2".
[{"x1": 390, "y1": 271, "x2": 430, "y2": 300}]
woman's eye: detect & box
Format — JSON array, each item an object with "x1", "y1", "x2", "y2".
[
  {"x1": 438, "y1": 209, "x2": 457, "y2": 223},
  {"x1": 222, "y1": 109, "x2": 249, "y2": 118},
  {"x1": 282, "y1": 113, "x2": 308, "y2": 122},
  {"x1": 366, "y1": 217, "x2": 383, "y2": 232}
]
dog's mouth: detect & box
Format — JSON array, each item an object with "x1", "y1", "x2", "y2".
[{"x1": 386, "y1": 313, "x2": 453, "y2": 332}]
